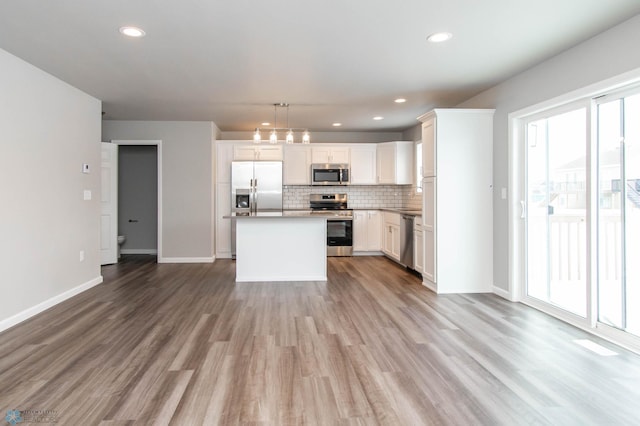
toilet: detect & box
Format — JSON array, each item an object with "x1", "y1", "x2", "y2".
[{"x1": 117, "y1": 235, "x2": 126, "y2": 258}]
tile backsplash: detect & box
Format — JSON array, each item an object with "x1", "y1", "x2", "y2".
[{"x1": 284, "y1": 185, "x2": 422, "y2": 210}]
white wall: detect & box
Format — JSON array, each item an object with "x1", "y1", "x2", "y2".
[
  {"x1": 0, "y1": 48, "x2": 102, "y2": 330},
  {"x1": 458, "y1": 14, "x2": 640, "y2": 292},
  {"x1": 102, "y1": 121, "x2": 216, "y2": 261}
]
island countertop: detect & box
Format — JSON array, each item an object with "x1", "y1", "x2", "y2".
[{"x1": 224, "y1": 211, "x2": 326, "y2": 219}]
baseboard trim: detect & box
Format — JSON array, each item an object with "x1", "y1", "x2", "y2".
[
  {"x1": 493, "y1": 285, "x2": 515, "y2": 301},
  {"x1": 422, "y1": 279, "x2": 437, "y2": 293},
  {"x1": 0, "y1": 275, "x2": 103, "y2": 333},
  {"x1": 352, "y1": 251, "x2": 384, "y2": 256},
  {"x1": 158, "y1": 256, "x2": 215, "y2": 264},
  {"x1": 120, "y1": 249, "x2": 158, "y2": 255}
]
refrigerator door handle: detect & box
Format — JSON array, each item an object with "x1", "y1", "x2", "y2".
[{"x1": 253, "y1": 179, "x2": 258, "y2": 212}]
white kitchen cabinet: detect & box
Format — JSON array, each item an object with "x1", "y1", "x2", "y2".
[
  {"x1": 421, "y1": 117, "x2": 436, "y2": 178},
  {"x1": 414, "y1": 215, "x2": 424, "y2": 274},
  {"x1": 382, "y1": 212, "x2": 401, "y2": 261},
  {"x1": 311, "y1": 145, "x2": 350, "y2": 164},
  {"x1": 216, "y1": 142, "x2": 235, "y2": 183},
  {"x1": 417, "y1": 109, "x2": 494, "y2": 293},
  {"x1": 353, "y1": 211, "x2": 368, "y2": 251},
  {"x1": 422, "y1": 178, "x2": 435, "y2": 283},
  {"x1": 353, "y1": 210, "x2": 382, "y2": 252},
  {"x1": 215, "y1": 182, "x2": 232, "y2": 258},
  {"x1": 234, "y1": 144, "x2": 283, "y2": 161},
  {"x1": 376, "y1": 141, "x2": 414, "y2": 184},
  {"x1": 350, "y1": 144, "x2": 377, "y2": 185},
  {"x1": 366, "y1": 210, "x2": 382, "y2": 251},
  {"x1": 284, "y1": 144, "x2": 311, "y2": 185}
]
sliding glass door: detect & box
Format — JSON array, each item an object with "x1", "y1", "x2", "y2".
[
  {"x1": 525, "y1": 107, "x2": 588, "y2": 317},
  {"x1": 597, "y1": 91, "x2": 640, "y2": 337}
]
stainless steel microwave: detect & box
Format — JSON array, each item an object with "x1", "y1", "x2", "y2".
[{"x1": 311, "y1": 164, "x2": 350, "y2": 186}]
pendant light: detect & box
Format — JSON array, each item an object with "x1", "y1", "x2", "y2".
[
  {"x1": 269, "y1": 104, "x2": 278, "y2": 144},
  {"x1": 253, "y1": 103, "x2": 310, "y2": 144},
  {"x1": 285, "y1": 105, "x2": 294, "y2": 144}
]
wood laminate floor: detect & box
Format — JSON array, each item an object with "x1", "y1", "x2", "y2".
[{"x1": 1, "y1": 256, "x2": 640, "y2": 425}]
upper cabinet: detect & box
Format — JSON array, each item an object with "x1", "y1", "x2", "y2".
[
  {"x1": 421, "y1": 117, "x2": 436, "y2": 178},
  {"x1": 350, "y1": 144, "x2": 377, "y2": 185},
  {"x1": 216, "y1": 142, "x2": 235, "y2": 183},
  {"x1": 311, "y1": 145, "x2": 350, "y2": 164},
  {"x1": 234, "y1": 145, "x2": 283, "y2": 161},
  {"x1": 376, "y1": 141, "x2": 414, "y2": 185},
  {"x1": 283, "y1": 144, "x2": 311, "y2": 185}
]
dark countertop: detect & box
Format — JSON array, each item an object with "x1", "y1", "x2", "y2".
[
  {"x1": 224, "y1": 211, "x2": 324, "y2": 219},
  {"x1": 352, "y1": 208, "x2": 422, "y2": 216}
]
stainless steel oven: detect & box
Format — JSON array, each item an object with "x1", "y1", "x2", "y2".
[
  {"x1": 310, "y1": 194, "x2": 353, "y2": 256},
  {"x1": 326, "y1": 217, "x2": 353, "y2": 256}
]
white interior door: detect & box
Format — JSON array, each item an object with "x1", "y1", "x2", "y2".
[{"x1": 101, "y1": 142, "x2": 118, "y2": 265}]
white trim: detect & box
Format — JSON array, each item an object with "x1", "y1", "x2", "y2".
[
  {"x1": 422, "y1": 279, "x2": 437, "y2": 293},
  {"x1": 236, "y1": 274, "x2": 327, "y2": 282},
  {"x1": 111, "y1": 139, "x2": 163, "y2": 262},
  {"x1": 596, "y1": 322, "x2": 640, "y2": 355},
  {"x1": 492, "y1": 285, "x2": 515, "y2": 301},
  {"x1": 120, "y1": 249, "x2": 158, "y2": 255},
  {"x1": 508, "y1": 66, "x2": 640, "y2": 119},
  {"x1": 0, "y1": 276, "x2": 103, "y2": 333},
  {"x1": 352, "y1": 251, "x2": 384, "y2": 256},
  {"x1": 158, "y1": 257, "x2": 215, "y2": 264}
]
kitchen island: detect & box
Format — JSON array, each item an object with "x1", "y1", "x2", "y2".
[{"x1": 225, "y1": 212, "x2": 327, "y2": 282}]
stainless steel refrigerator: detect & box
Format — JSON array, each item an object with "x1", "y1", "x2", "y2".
[{"x1": 231, "y1": 161, "x2": 283, "y2": 258}]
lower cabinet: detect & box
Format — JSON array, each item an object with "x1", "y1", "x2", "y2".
[
  {"x1": 353, "y1": 210, "x2": 382, "y2": 252},
  {"x1": 414, "y1": 216, "x2": 423, "y2": 274},
  {"x1": 382, "y1": 212, "x2": 401, "y2": 261},
  {"x1": 215, "y1": 182, "x2": 232, "y2": 258}
]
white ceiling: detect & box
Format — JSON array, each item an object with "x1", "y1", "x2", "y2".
[{"x1": 1, "y1": 1, "x2": 639, "y2": 132}]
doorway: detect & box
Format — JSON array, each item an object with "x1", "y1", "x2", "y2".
[
  {"x1": 101, "y1": 140, "x2": 163, "y2": 264},
  {"x1": 118, "y1": 145, "x2": 158, "y2": 256}
]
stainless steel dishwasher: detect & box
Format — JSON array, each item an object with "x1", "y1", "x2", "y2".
[{"x1": 400, "y1": 214, "x2": 414, "y2": 269}]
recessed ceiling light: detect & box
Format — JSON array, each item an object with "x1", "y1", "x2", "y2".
[
  {"x1": 394, "y1": 98, "x2": 407, "y2": 103},
  {"x1": 427, "y1": 32, "x2": 452, "y2": 43},
  {"x1": 119, "y1": 26, "x2": 146, "y2": 37},
  {"x1": 332, "y1": 122, "x2": 342, "y2": 127},
  {"x1": 373, "y1": 116, "x2": 384, "y2": 121},
  {"x1": 261, "y1": 122, "x2": 271, "y2": 126}
]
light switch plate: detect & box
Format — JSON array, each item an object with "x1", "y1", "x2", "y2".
[
  {"x1": 501, "y1": 187, "x2": 507, "y2": 200},
  {"x1": 82, "y1": 163, "x2": 90, "y2": 173},
  {"x1": 83, "y1": 190, "x2": 92, "y2": 200}
]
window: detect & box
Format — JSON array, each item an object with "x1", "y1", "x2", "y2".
[{"x1": 511, "y1": 77, "x2": 640, "y2": 353}]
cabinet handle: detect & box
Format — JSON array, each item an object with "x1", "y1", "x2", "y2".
[{"x1": 520, "y1": 200, "x2": 526, "y2": 219}]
